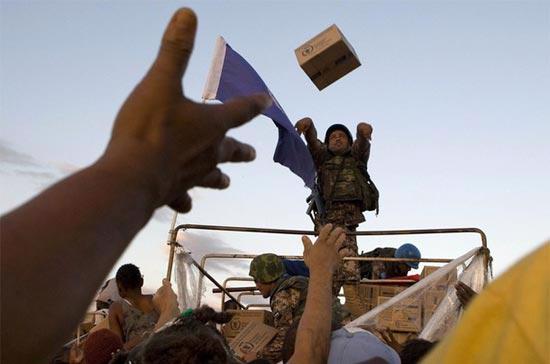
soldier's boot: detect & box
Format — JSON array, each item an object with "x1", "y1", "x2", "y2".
[{"x1": 343, "y1": 283, "x2": 364, "y2": 320}]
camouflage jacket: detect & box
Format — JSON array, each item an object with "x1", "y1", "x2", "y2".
[
  {"x1": 309, "y1": 140, "x2": 371, "y2": 226},
  {"x1": 259, "y1": 276, "x2": 307, "y2": 363}
]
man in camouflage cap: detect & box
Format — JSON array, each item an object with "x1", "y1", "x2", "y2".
[
  {"x1": 295, "y1": 117, "x2": 377, "y2": 318},
  {"x1": 249, "y1": 253, "x2": 308, "y2": 363}
]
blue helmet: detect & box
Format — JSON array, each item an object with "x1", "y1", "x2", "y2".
[{"x1": 395, "y1": 243, "x2": 421, "y2": 269}]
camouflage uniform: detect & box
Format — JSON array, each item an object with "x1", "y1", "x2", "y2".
[
  {"x1": 309, "y1": 139, "x2": 371, "y2": 295},
  {"x1": 249, "y1": 254, "x2": 345, "y2": 363},
  {"x1": 249, "y1": 254, "x2": 307, "y2": 364}
]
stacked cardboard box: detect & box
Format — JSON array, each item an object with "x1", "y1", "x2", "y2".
[
  {"x1": 356, "y1": 284, "x2": 406, "y2": 314},
  {"x1": 223, "y1": 310, "x2": 274, "y2": 341},
  {"x1": 421, "y1": 266, "x2": 457, "y2": 326},
  {"x1": 376, "y1": 296, "x2": 422, "y2": 333},
  {"x1": 295, "y1": 25, "x2": 361, "y2": 90}
]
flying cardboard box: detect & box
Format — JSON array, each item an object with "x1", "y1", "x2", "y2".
[
  {"x1": 295, "y1": 24, "x2": 361, "y2": 90},
  {"x1": 230, "y1": 321, "x2": 278, "y2": 360},
  {"x1": 223, "y1": 310, "x2": 274, "y2": 339}
]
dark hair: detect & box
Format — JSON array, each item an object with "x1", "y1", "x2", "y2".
[
  {"x1": 115, "y1": 264, "x2": 142, "y2": 290},
  {"x1": 400, "y1": 339, "x2": 437, "y2": 364},
  {"x1": 223, "y1": 300, "x2": 240, "y2": 311},
  {"x1": 116, "y1": 305, "x2": 235, "y2": 364}
]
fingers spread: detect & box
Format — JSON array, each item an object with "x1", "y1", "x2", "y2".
[
  {"x1": 198, "y1": 168, "x2": 230, "y2": 189},
  {"x1": 209, "y1": 93, "x2": 272, "y2": 131},
  {"x1": 318, "y1": 223, "x2": 333, "y2": 242},
  {"x1": 152, "y1": 8, "x2": 197, "y2": 81},
  {"x1": 168, "y1": 192, "x2": 192, "y2": 213},
  {"x1": 217, "y1": 137, "x2": 256, "y2": 163},
  {"x1": 301, "y1": 236, "x2": 313, "y2": 252},
  {"x1": 327, "y1": 226, "x2": 344, "y2": 245}
]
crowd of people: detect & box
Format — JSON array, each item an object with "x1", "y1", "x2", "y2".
[{"x1": 1, "y1": 6, "x2": 547, "y2": 364}]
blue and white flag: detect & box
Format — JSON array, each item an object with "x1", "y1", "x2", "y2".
[{"x1": 202, "y1": 36, "x2": 315, "y2": 189}]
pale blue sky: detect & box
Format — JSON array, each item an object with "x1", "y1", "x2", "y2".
[{"x1": 1, "y1": 1, "x2": 549, "y2": 305}]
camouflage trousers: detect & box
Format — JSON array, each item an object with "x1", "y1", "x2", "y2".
[
  {"x1": 314, "y1": 202, "x2": 363, "y2": 295},
  {"x1": 332, "y1": 226, "x2": 360, "y2": 295}
]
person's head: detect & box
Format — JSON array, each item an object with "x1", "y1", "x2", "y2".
[
  {"x1": 249, "y1": 253, "x2": 285, "y2": 298},
  {"x1": 395, "y1": 243, "x2": 421, "y2": 274},
  {"x1": 325, "y1": 124, "x2": 353, "y2": 155},
  {"x1": 115, "y1": 264, "x2": 143, "y2": 298},
  {"x1": 133, "y1": 305, "x2": 235, "y2": 364},
  {"x1": 400, "y1": 339, "x2": 437, "y2": 364},
  {"x1": 83, "y1": 328, "x2": 123, "y2": 364},
  {"x1": 223, "y1": 300, "x2": 240, "y2": 311}
]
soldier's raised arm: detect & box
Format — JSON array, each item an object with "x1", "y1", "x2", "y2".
[
  {"x1": 352, "y1": 122, "x2": 373, "y2": 161},
  {"x1": 295, "y1": 117, "x2": 323, "y2": 152}
]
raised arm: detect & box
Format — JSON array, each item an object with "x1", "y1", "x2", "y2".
[
  {"x1": 352, "y1": 122, "x2": 373, "y2": 161},
  {"x1": 0, "y1": 8, "x2": 270, "y2": 363},
  {"x1": 295, "y1": 117, "x2": 323, "y2": 152},
  {"x1": 287, "y1": 224, "x2": 345, "y2": 364}
]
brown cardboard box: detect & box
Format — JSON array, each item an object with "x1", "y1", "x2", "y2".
[
  {"x1": 421, "y1": 266, "x2": 457, "y2": 290},
  {"x1": 379, "y1": 285, "x2": 406, "y2": 298},
  {"x1": 230, "y1": 321, "x2": 278, "y2": 360},
  {"x1": 223, "y1": 310, "x2": 274, "y2": 339},
  {"x1": 376, "y1": 296, "x2": 422, "y2": 333},
  {"x1": 295, "y1": 24, "x2": 361, "y2": 90},
  {"x1": 355, "y1": 284, "x2": 407, "y2": 313}
]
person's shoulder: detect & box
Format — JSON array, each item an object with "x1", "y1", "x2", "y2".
[{"x1": 109, "y1": 300, "x2": 124, "y2": 315}]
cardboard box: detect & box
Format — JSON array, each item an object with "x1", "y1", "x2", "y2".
[
  {"x1": 376, "y1": 296, "x2": 422, "y2": 333},
  {"x1": 295, "y1": 24, "x2": 361, "y2": 90},
  {"x1": 421, "y1": 266, "x2": 457, "y2": 290},
  {"x1": 223, "y1": 310, "x2": 274, "y2": 339},
  {"x1": 229, "y1": 321, "x2": 278, "y2": 360},
  {"x1": 355, "y1": 284, "x2": 407, "y2": 313}
]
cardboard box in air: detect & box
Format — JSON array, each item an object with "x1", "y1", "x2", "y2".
[
  {"x1": 295, "y1": 24, "x2": 361, "y2": 90},
  {"x1": 230, "y1": 321, "x2": 278, "y2": 360},
  {"x1": 223, "y1": 310, "x2": 274, "y2": 339},
  {"x1": 376, "y1": 296, "x2": 422, "y2": 333}
]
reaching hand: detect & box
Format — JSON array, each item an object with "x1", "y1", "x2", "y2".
[
  {"x1": 357, "y1": 122, "x2": 373, "y2": 140},
  {"x1": 105, "y1": 8, "x2": 271, "y2": 213},
  {"x1": 153, "y1": 279, "x2": 179, "y2": 316},
  {"x1": 295, "y1": 117, "x2": 313, "y2": 135},
  {"x1": 301, "y1": 224, "x2": 345, "y2": 274}
]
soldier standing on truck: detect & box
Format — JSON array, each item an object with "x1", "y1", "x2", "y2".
[{"x1": 295, "y1": 117, "x2": 379, "y2": 317}]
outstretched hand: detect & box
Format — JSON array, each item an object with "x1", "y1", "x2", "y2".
[
  {"x1": 105, "y1": 8, "x2": 272, "y2": 213},
  {"x1": 301, "y1": 224, "x2": 345, "y2": 274}
]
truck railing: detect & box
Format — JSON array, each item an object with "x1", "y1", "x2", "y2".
[{"x1": 167, "y1": 224, "x2": 490, "y2": 307}]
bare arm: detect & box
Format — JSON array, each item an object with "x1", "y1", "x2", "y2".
[
  {"x1": 0, "y1": 8, "x2": 269, "y2": 363},
  {"x1": 288, "y1": 224, "x2": 345, "y2": 364},
  {"x1": 108, "y1": 302, "x2": 125, "y2": 343}
]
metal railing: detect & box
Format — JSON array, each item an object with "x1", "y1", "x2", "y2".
[{"x1": 169, "y1": 224, "x2": 489, "y2": 307}]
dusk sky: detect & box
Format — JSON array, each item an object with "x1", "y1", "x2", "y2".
[{"x1": 1, "y1": 1, "x2": 548, "y2": 308}]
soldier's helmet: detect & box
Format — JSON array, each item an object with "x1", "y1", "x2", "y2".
[
  {"x1": 324, "y1": 124, "x2": 353, "y2": 145},
  {"x1": 249, "y1": 253, "x2": 285, "y2": 283}
]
